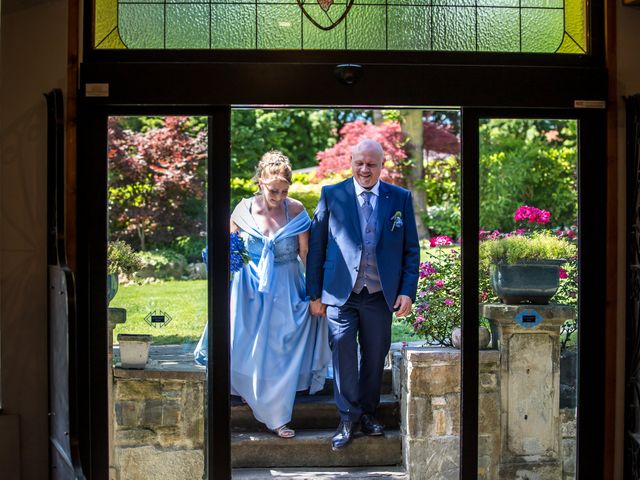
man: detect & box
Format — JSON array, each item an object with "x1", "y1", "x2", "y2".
[{"x1": 307, "y1": 139, "x2": 420, "y2": 450}]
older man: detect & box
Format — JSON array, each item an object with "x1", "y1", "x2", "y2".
[{"x1": 307, "y1": 139, "x2": 420, "y2": 450}]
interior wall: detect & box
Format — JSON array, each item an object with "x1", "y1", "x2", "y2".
[
  {"x1": 0, "y1": 0, "x2": 67, "y2": 478},
  {"x1": 616, "y1": 4, "x2": 640, "y2": 480}
]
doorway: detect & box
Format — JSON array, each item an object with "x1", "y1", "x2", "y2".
[{"x1": 75, "y1": 102, "x2": 606, "y2": 479}]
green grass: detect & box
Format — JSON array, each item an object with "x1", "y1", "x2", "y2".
[
  {"x1": 111, "y1": 280, "x2": 207, "y2": 345},
  {"x1": 111, "y1": 279, "x2": 419, "y2": 345}
]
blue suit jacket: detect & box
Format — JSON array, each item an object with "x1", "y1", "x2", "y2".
[{"x1": 306, "y1": 178, "x2": 420, "y2": 312}]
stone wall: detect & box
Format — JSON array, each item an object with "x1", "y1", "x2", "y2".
[
  {"x1": 395, "y1": 347, "x2": 577, "y2": 480},
  {"x1": 112, "y1": 368, "x2": 205, "y2": 480}
]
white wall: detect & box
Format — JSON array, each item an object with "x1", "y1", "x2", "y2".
[{"x1": 0, "y1": 0, "x2": 67, "y2": 478}]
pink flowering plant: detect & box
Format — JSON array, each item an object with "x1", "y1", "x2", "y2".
[
  {"x1": 405, "y1": 205, "x2": 579, "y2": 348},
  {"x1": 405, "y1": 246, "x2": 462, "y2": 346}
]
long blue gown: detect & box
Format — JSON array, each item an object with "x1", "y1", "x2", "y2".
[{"x1": 196, "y1": 198, "x2": 331, "y2": 430}]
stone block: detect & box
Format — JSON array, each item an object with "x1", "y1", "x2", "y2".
[
  {"x1": 117, "y1": 445, "x2": 204, "y2": 480},
  {"x1": 560, "y1": 408, "x2": 576, "y2": 438},
  {"x1": 392, "y1": 351, "x2": 402, "y2": 398},
  {"x1": 479, "y1": 372, "x2": 498, "y2": 392},
  {"x1": 478, "y1": 393, "x2": 500, "y2": 436},
  {"x1": 408, "y1": 363, "x2": 461, "y2": 396},
  {"x1": 117, "y1": 379, "x2": 162, "y2": 401},
  {"x1": 406, "y1": 435, "x2": 459, "y2": 480},
  {"x1": 498, "y1": 461, "x2": 562, "y2": 480},
  {"x1": 115, "y1": 401, "x2": 142, "y2": 427},
  {"x1": 562, "y1": 438, "x2": 576, "y2": 477},
  {"x1": 142, "y1": 399, "x2": 164, "y2": 427},
  {"x1": 115, "y1": 428, "x2": 157, "y2": 447},
  {"x1": 162, "y1": 401, "x2": 181, "y2": 427},
  {"x1": 405, "y1": 395, "x2": 431, "y2": 437}
]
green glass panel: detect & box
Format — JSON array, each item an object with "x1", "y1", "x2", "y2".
[
  {"x1": 432, "y1": 6, "x2": 475, "y2": 51},
  {"x1": 388, "y1": 6, "x2": 431, "y2": 51},
  {"x1": 438, "y1": 0, "x2": 476, "y2": 7},
  {"x1": 388, "y1": 0, "x2": 430, "y2": 6},
  {"x1": 212, "y1": 5, "x2": 257, "y2": 48},
  {"x1": 346, "y1": 5, "x2": 386, "y2": 50},
  {"x1": 166, "y1": 5, "x2": 210, "y2": 48},
  {"x1": 477, "y1": 0, "x2": 518, "y2": 6},
  {"x1": 522, "y1": 0, "x2": 562, "y2": 7},
  {"x1": 477, "y1": 7, "x2": 519, "y2": 52},
  {"x1": 302, "y1": 5, "x2": 347, "y2": 49},
  {"x1": 97, "y1": 0, "x2": 585, "y2": 52},
  {"x1": 119, "y1": 4, "x2": 165, "y2": 48},
  {"x1": 257, "y1": 4, "x2": 302, "y2": 49},
  {"x1": 521, "y1": 8, "x2": 563, "y2": 52}
]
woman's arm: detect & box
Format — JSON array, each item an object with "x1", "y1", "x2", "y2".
[
  {"x1": 230, "y1": 219, "x2": 240, "y2": 233},
  {"x1": 298, "y1": 230, "x2": 309, "y2": 266}
]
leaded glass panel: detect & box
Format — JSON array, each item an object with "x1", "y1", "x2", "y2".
[{"x1": 94, "y1": 0, "x2": 587, "y2": 53}]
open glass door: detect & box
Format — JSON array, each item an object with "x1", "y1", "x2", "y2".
[
  {"x1": 459, "y1": 108, "x2": 606, "y2": 480},
  {"x1": 77, "y1": 107, "x2": 231, "y2": 480}
]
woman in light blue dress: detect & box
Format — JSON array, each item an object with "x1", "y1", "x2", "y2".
[{"x1": 196, "y1": 151, "x2": 330, "y2": 438}]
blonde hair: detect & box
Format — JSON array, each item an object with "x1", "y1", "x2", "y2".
[{"x1": 253, "y1": 150, "x2": 292, "y2": 185}]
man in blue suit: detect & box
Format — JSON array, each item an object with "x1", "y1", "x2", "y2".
[{"x1": 307, "y1": 139, "x2": 420, "y2": 450}]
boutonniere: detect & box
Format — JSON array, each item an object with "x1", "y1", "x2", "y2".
[{"x1": 391, "y1": 211, "x2": 403, "y2": 231}]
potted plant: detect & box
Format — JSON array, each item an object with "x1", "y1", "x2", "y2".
[
  {"x1": 480, "y1": 231, "x2": 576, "y2": 305},
  {"x1": 107, "y1": 240, "x2": 142, "y2": 304},
  {"x1": 117, "y1": 333, "x2": 153, "y2": 369}
]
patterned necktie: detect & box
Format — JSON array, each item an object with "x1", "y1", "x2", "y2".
[{"x1": 361, "y1": 191, "x2": 373, "y2": 222}]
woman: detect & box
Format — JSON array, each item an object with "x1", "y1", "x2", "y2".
[{"x1": 196, "y1": 151, "x2": 330, "y2": 438}]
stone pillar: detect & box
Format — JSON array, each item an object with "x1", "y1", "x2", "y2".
[
  {"x1": 398, "y1": 347, "x2": 500, "y2": 480},
  {"x1": 108, "y1": 307, "x2": 126, "y2": 480},
  {"x1": 480, "y1": 304, "x2": 575, "y2": 479}
]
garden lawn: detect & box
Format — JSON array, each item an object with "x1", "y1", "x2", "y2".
[{"x1": 111, "y1": 279, "x2": 418, "y2": 345}]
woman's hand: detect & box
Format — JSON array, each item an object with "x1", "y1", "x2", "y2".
[{"x1": 310, "y1": 299, "x2": 327, "y2": 317}]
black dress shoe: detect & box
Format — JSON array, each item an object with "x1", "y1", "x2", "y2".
[
  {"x1": 360, "y1": 414, "x2": 384, "y2": 436},
  {"x1": 331, "y1": 420, "x2": 354, "y2": 450}
]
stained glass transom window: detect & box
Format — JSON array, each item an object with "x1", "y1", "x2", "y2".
[{"x1": 94, "y1": 0, "x2": 586, "y2": 52}]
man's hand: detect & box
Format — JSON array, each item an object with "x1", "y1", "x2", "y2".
[
  {"x1": 310, "y1": 299, "x2": 327, "y2": 317},
  {"x1": 393, "y1": 295, "x2": 413, "y2": 317}
]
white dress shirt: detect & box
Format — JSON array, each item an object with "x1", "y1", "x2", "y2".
[{"x1": 353, "y1": 177, "x2": 380, "y2": 211}]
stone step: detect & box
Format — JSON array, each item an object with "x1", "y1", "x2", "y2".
[
  {"x1": 314, "y1": 368, "x2": 393, "y2": 397},
  {"x1": 231, "y1": 394, "x2": 399, "y2": 432},
  {"x1": 231, "y1": 429, "x2": 402, "y2": 468},
  {"x1": 232, "y1": 466, "x2": 408, "y2": 479}
]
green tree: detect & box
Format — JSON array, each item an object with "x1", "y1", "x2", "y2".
[
  {"x1": 232, "y1": 109, "x2": 356, "y2": 178},
  {"x1": 479, "y1": 119, "x2": 577, "y2": 232}
]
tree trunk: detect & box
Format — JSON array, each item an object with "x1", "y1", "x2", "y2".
[{"x1": 402, "y1": 110, "x2": 428, "y2": 240}]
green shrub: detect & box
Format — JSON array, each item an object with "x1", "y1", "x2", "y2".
[
  {"x1": 289, "y1": 183, "x2": 322, "y2": 218},
  {"x1": 136, "y1": 249, "x2": 188, "y2": 279},
  {"x1": 171, "y1": 235, "x2": 207, "y2": 263},
  {"x1": 230, "y1": 177, "x2": 256, "y2": 209},
  {"x1": 107, "y1": 240, "x2": 143, "y2": 276},
  {"x1": 425, "y1": 203, "x2": 460, "y2": 239}
]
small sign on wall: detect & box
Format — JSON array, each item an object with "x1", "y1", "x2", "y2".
[{"x1": 514, "y1": 309, "x2": 543, "y2": 329}]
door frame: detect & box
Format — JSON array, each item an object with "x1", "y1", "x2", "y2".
[{"x1": 77, "y1": 96, "x2": 607, "y2": 479}]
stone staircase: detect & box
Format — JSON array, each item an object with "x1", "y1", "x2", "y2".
[{"x1": 231, "y1": 367, "x2": 407, "y2": 479}]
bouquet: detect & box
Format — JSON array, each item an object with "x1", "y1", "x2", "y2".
[{"x1": 201, "y1": 232, "x2": 250, "y2": 274}]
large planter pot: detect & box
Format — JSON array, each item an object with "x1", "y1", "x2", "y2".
[
  {"x1": 451, "y1": 326, "x2": 491, "y2": 349},
  {"x1": 490, "y1": 260, "x2": 563, "y2": 305},
  {"x1": 107, "y1": 273, "x2": 119, "y2": 304},
  {"x1": 117, "y1": 334, "x2": 152, "y2": 369}
]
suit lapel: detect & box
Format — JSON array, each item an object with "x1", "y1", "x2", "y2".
[
  {"x1": 344, "y1": 179, "x2": 363, "y2": 241},
  {"x1": 375, "y1": 181, "x2": 392, "y2": 243}
]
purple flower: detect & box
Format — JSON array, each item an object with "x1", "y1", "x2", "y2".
[{"x1": 444, "y1": 298, "x2": 455, "y2": 306}]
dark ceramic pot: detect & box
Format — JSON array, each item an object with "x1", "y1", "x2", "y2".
[
  {"x1": 107, "y1": 273, "x2": 119, "y2": 304},
  {"x1": 490, "y1": 260, "x2": 563, "y2": 305}
]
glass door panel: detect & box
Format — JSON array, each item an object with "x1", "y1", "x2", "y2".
[
  {"x1": 476, "y1": 117, "x2": 578, "y2": 479},
  {"x1": 106, "y1": 115, "x2": 209, "y2": 479}
]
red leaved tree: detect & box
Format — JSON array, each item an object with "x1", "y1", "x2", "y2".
[
  {"x1": 108, "y1": 116, "x2": 207, "y2": 250},
  {"x1": 315, "y1": 120, "x2": 408, "y2": 185}
]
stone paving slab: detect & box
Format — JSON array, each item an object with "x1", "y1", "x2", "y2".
[
  {"x1": 232, "y1": 430, "x2": 402, "y2": 468},
  {"x1": 232, "y1": 394, "x2": 399, "y2": 432},
  {"x1": 232, "y1": 467, "x2": 408, "y2": 479}
]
